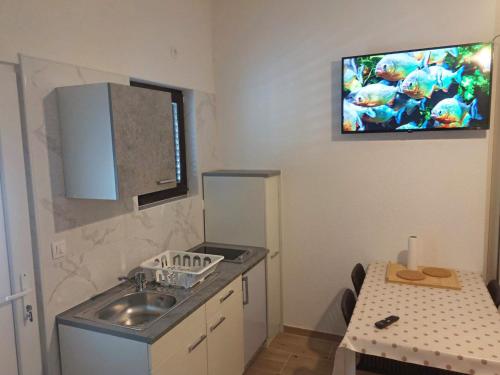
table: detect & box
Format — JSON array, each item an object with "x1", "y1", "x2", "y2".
[{"x1": 332, "y1": 262, "x2": 500, "y2": 375}]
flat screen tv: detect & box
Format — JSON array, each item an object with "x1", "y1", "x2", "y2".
[{"x1": 341, "y1": 42, "x2": 492, "y2": 133}]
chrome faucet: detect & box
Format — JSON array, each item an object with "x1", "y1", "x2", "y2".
[
  {"x1": 118, "y1": 271, "x2": 147, "y2": 292},
  {"x1": 134, "y1": 272, "x2": 146, "y2": 292}
]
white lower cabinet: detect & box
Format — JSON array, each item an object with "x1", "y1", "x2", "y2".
[
  {"x1": 206, "y1": 277, "x2": 244, "y2": 375},
  {"x1": 150, "y1": 304, "x2": 208, "y2": 375},
  {"x1": 60, "y1": 277, "x2": 244, "y2": 375},
  {"x1": 151, "y1": 276, "x2": 243, "y2": 375}
]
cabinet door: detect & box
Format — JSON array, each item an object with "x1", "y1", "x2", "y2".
[
  {"x1": 150, "y1": 305, "x2": 207, "y2": 375},
  {"x1": 109, "y1": 83, "x2": 176, "y2": 198},
  {"x1": 243, "y1": 260, "x2": 267, "y2": 365},
  {"x1": 265, "y1": 176, "x2": 282, "y2": 341},
  {"x1": 204, "y1": 176, "x2": 267, "y2": 247},
  {"x1": 207, "y1": 278, "x2": 244, "y2": 375}
]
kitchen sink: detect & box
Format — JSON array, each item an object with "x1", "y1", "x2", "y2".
[
  {"x1": 75, "y1": 272, "x2": 220, "y2": 331},
  {"x1": 191, "y1": 245, "x2": 252, "y2": 263},
  {"x1": 96, "y1": 291, "x2": 177, "y2": 329}
]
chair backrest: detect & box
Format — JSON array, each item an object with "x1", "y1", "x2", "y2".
[
  {"x1": 487, "y1": 280, "x2": 500, "y2": 308},
  {"x1": 341, "y1": 289, "x2": 356, "y2": 326},
  {"x1": 351, "y1": 263, "x2": 366, "y2": 296}
]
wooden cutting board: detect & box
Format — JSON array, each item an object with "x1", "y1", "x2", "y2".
[{"x1": 385, "y1": 263, "x2": 461, "y2": 290}]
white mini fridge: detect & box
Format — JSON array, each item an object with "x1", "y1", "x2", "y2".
[
  {"x1": 242, "y1": 259, "x2": 267, "y2": 365},
  {"x1": 203, "y1": 170, "x2": 283, "y2": 365}
]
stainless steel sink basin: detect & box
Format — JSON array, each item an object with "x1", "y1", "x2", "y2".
[{"x1": 96, "y1": 291, "x2": 177, "y2": 329}]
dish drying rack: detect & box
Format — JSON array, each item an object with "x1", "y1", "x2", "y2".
[{"x1": 140, "y1": 250, "x2": 224, "y2": 289}]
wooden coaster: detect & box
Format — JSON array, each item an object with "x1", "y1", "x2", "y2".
[
  {"x1": 396, "y1": 270, "x2": 426, "y2": 281},
  {"x1": 422, "y1": 267, "x2": 452, "y2": 278}
]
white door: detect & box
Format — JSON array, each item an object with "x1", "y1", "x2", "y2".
[
  {"x1": 0, "y1": 63, "x2": 43, "y2": 375},
  {"x1": 265, "y1": 176, "x2": 282, "y2": 341},
  {"x1": 243, "y1": 260, "x2": 267, "y2": 365},
  {"x1": 0, "y1": 179, "x2": 18, "y2": 375}
]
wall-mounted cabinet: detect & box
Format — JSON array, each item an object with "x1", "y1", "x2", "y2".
[{"x1": 56, "y1": 83, "x2": 176, "y2": 200}]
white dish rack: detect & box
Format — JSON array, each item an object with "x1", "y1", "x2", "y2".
[{"x1": 140, "y1": 250, "x2": 224, "y2": 289}]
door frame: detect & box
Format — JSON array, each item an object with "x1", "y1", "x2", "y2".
[{"x1": 0, "y1": 62, "x2": 43, "y2": 374}]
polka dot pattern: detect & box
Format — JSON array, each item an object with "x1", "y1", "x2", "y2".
[{"x1": 339, "y1": 262, "x2": 500, "y2": 375}]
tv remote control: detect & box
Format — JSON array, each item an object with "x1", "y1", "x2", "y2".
[{"x1": 375, "y1": 315, "x2": 399, "y2": 329}]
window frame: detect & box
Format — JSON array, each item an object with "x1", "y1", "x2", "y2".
[{"x1": 130, "y1": 80, "x2": 188, "y2": 207}]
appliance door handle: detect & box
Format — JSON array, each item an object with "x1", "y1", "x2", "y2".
[
  {"x1": 157, "y1": 178, "x2": 177, "y2": 185},
  {"x1": 220, "y1": 289, "x2": 234, "y2": 304},
  {"x1": 270, "y1": 251, "x2": 280, "y2": 259},
  {"x1": 188, "y1": 334, "x2": 207, "y2": 353},
  {"x1": 242, "y1": 276, "x2": 249, "y2": 305},
  {"x1": 209, "y1": 316, "x2": 226, "y2": 332}
]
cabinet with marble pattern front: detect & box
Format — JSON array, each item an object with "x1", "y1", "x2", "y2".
[{"x1": 56, "y1": 83, "x2": 176, "y2": 200}]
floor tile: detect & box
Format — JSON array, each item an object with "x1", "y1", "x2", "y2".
[
  {"x1": 270, "y1": 333, "x2": 333, "y2": 360},
  {"x1": 281, "y1": 354, "x2": 333, "y2": 375},
  {"x1": 245, "y1": 332, "x2": 378, "y2": 374}
]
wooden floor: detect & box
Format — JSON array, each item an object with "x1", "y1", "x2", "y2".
[{"x1": 244, "y1": 332, "x2": 376, "y2": 375}]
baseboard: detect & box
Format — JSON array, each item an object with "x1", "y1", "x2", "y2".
[{"x1": 283, "y1": 325, "x2": 342, "y2": 342}]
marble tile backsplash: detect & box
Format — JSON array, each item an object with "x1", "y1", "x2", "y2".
[{"x1": 19, "y1": 55, "x2": 220, "y2": 375}]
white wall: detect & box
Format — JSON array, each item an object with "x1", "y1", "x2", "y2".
[
  {"x1": 0, "y1": 0, "x2": 214, "y2": 93},
  {"x1": 19, "y1": 55, "x2": 220, "y2": 375},
  {"x1": 212, "y1": 0, "x2": 498, "y2": 334}
]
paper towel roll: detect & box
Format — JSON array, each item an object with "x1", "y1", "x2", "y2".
[{"x1": 407, "y1": 235, "x2": 418, "y2": 270}]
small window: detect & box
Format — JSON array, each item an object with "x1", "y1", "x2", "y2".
[{"x1": 130, "y1": 81, "x2": 188, "y2": 207}]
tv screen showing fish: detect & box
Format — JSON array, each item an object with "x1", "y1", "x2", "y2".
[{"x1": 341, "y1": 42, "x2": 492, "y2": 133}]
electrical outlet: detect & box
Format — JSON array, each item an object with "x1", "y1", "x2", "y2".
[{"x1": 51, "y1": 240, "x2": 66, "y2": 260}]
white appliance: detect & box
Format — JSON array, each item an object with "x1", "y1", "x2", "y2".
[
  {"x1": 242, "y1": 260, "x2": 267, "y2": 365},
  {"x1": 202, "y1": 170, "x2": 283, "y2": 361}
]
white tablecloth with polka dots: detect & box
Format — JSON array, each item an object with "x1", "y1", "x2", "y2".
[{"x1": 333, "y1": 262, "x2": 500, "y2": 375}]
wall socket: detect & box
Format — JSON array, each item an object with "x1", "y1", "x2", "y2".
[{"x1": 51, "y1": 239, "x2": 67, "y2": 260}]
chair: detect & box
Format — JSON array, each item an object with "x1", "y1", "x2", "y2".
[
  {"x1": 351, "y1": 263, "x2": 366, "y2": 296},
  {"x1": 340, "y1": 289, "x2": 464, "y2": 375},
  {"x1": 341, "y1": 289, "x2": 356, "y2": 326},
  {"x1": 487, "y1": 280, "x2": 500, "y2": 308}
]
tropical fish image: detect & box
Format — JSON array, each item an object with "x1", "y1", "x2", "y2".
[
  {"x1": 429, "y1": 66, "x2": 464, "y2": 92},
  {"x1": 343, "y1": 58, "x2": 364, "y2": 92},
  {"x1": 401, "y1": 69, "x2": 438, "y2": 99},
  {"x1": 362, "y1": 105, "x2": 400, "y2": 124},
  {"x1": 344, "y1": 100, "x2": 375, "y2": 117},
  {"x1": 396, "y1": 122, "x2": 420, "y2": 130},
  {"x1": 431, "y1": 96, "x2": 483, "y2": 128},
  {"x1": 352, "y1": 83, "x2": 399, "y2": 107},
  {"x1": 413, "y1": 47, "x2": 458, "y2": 65},
  {"x1": 375, "y1": 53, "x2": 420, "y2": 81},
  {"x1": 342, "y1": 42, "x2": 491, "y2": 133},
  {"x1": 343, "y1": 103, "x2": 364, "y2": 132}
]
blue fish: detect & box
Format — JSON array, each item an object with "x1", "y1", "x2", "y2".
[
  {"x1": 429, "y1": 66, "x2": 464, "y2": 92},
  {"x1": 344, "y1": 58, "x2": 364, "y2": 92},
  {"x1": 401, "y1": 68, "x2": 438, "y2": 99},
  {"x1": 375, "y1": 53, "x2": 420, "y2": 81},
  {"x1": 343, "y1": 100, "x2": 377, "y2": 131},
  {"x1": 362, "y1": 105, "x2": 402, "y2": 124},
  {"x1": 413, "y1": 47, "x2": 458, "y2": 65},
  {"x1": 353, "y1": 82, "x2": 401, "y2": 107},
  {"x1": 431, "y1": 95, "x2": 483, "y2": 128},
  {"x1": 343, "y1": 103, "x2": 364, "y2": 131},
  {"x1": 396, "y1": 122, "x2": 420, "y2": 130}
]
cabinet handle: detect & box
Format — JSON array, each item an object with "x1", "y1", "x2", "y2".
[
  {"x1": 157, "y1": 178, "x2": 177, "y2": 185},
  {"x1": 242, "y1": 276, "x2": 249, "y2": 306},
  {"x1": 270, "y1": 251, "x2": 280, "y2": 259},
  {"x1": 220, "y1": 289, "x2": 234, "y2": 303},
  {"x1": 209, "y1": 316, "x2": 226, "y2": 332},
  {"x1": 188, "y1": 334, "x2": 207, "y2": 353}
]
